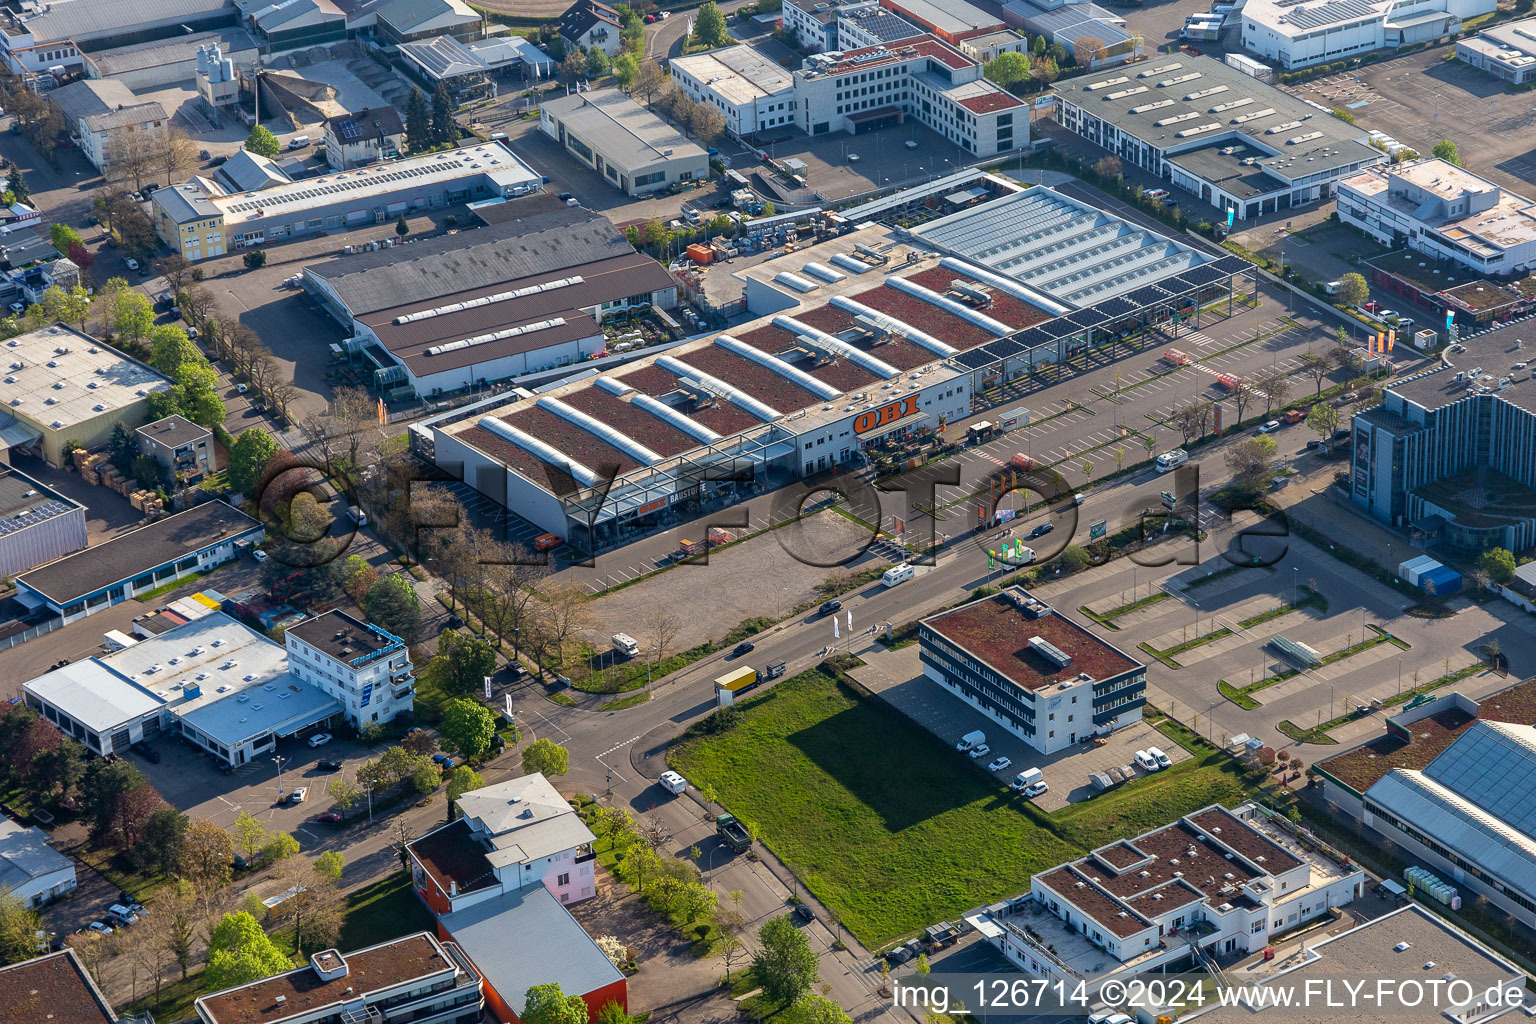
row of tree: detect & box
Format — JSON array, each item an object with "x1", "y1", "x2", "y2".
[{"x1": 403, "y1": 85, "x2": 462, "y2": 155}]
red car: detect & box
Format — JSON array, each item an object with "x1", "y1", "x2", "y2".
[
  {"x1": 644, "y1": 13, "x2": 656, "y2": 21},
  {"x1": 315, "y1": 812, "x2": 342, "y2": 824}
]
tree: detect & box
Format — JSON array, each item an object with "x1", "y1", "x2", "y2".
[
  {"x1": 437, "y1": 629, "x2": 497, "y2": 700},
  {"x1": 440, "y1": 699, "x2": 497, "y2": 761},
  {"x1": 796, "y1": 995, "x2": 853, "y2": 1024},
  {"x1": 1225, "y1": 435, "x2": 1278, "y2": 491},
  {"x1": 405, "y1": 89, "x2": 433, "y2": 152},
  {"x1": 114, "y1": 290, "x2": 156, "y2": 343},
  {"x1": 983, "y1": 51, "x2": 1031, "y2": 89},
  {"x1": 694, "y1": 1, "x2": 729, "y2": 46},
  {"x1": 243, "y1": 249, "x2": 267, "y2": 270},
  {"x1": 157, "y1": 127, "x2": 198, "y2": 186},
  {"x1": 1300, "y1": 352, "x2": 1332, "y2": 395},
  {"x1": 689, "y1": 102, "x2": 726, "y2": 144},
  {"x1": 138, "y1": 807, "x2": 189, "y2": 876},
  {"x1": 232, "y1": 811, "x2": 270, "y2": 862},
  {"x1": 445, "y1": 764, "x2": 486, "y2": 814},
  {"x1": 269, "y1": 856, "x2": 344, "y2": 955},
  {"x1": 1032, "y1": 33, "x2": 1047, "y2": 56},
  {"x1": 521, "y1": 738, "x2": 570, "y2": 778},
  {"x1": 1073, "y1": 35, "x2": 1107, "y2": 66},
  {"x1": 1031, "y1": 56, "x2": 1059, "y2": 86},
  {"x1": 159, "y1": 883, "x2": 201, "y2": 980},
  {"x1": 591, "y1": 805, "x2": 637, "y2": 850},
  {"x1": 260, "y1": 830, "x2": 299, "y2": 864},
  {"x1": 106, "y1": 130, "x2": 157, "y2": 192},
  {"x1": 585, "y1": 47, "x2": 612, "y2": 77},
  {"x1": 1334, "y1": 272, "x2": 1369, "y2": 308},
  {"x1": 523, "y1": 982, "x2": 590, "y2": 1024},
  {"x1": 1477, "y1": 547, "x2": 1516, "y2": 585},
  {"x1": 432, "y1": 85, "x2": 457, "y2": 146},
  {"x1": 364, "y1": 573, "x2": 421, "y2": 644},
  {"x1": 325, "y1": 775, "x2": 361, "y2": 817},
  {"x1": 148, "y1": 324, "x2": 201, "y2": 375},
  {"x1": 753, "y1": 914, "x2": 818, "y2": 1006},
  {"x1": 1252, "y1": 366, "x2": 1288, "y2": 415},
  {"x1": 315, "y1": 850, "x2": 345, "y2": 885},
  {"x1": 228, "y1": 428, "x2": 279, "y2": 495},
  {"x1": 635, "y1": 60, "x2": 668, "y2": 108},
  {"x1": 613, "y1": 53, "x2": 640, "y2": 90},
  {"x1": 204, "y1": 912, "x2": 292, "y2": 990},
  {"x1": 245, "y1": 126, "x2": 281, "y2": 159},
  {"x1": 1432, "y1": 138, "x2": 1461, "y2": 166},
  {"x1": 1306, "y1": 403, "x2": 1338, "y2": 448},
  {"x1": 179, "y1": 818, "x2": 234, "y2": 891},
  {"x1": 1093, "y1": 154, "x2": 1122, "y2": 182},
  {"x1": 65, "y1": 241, "x2": 94, "y2": 277},
  {"x1": 561, "y1": 48, "x2": 584, "y2": 82},
  {"x1": 646, "y1": 605, "x2": 683, "y2": 667},
  {"x1": 0, "y1": 887, "x2": 42, "y2": 965},
  {"x1": 50, "y1": 222, "x2": 83, "y2": 256},
  {"x1": 6, "y1": 165, "x2": 29, "y2": 204}
]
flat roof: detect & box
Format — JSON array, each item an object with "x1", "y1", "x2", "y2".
[
  {"x1": 442, "y1": 886, "x2": 624, "y2": 1016},
  {"x1": 285, "y1": 608, "x2": 402, "y2": 664},
  {"x1": 23, "y1": 659, "x2": 164, "y2": 733},
  {"x1": 1472, "y1": 15, "x2": 1536, "y2": 57},
  {"x1": 542, "y1": 89, "x2": 708, "y2": 169},
  {"x1": 672, "y1": 44, "x2": 795, "y2": 105},
  {"x1": 0, "y1": 464, "x2": 82, "y2": 537},
  {"x1": 1239, "y1": 0, "x2": 1394, "y2": 39},
  {"x1": 137, "y1": 413, "x2": 210, "y2": 448},
  {"x1": 0, "y1": 816, "x2": 74, "y2": 889},
  {"x1": 0, "y1": 0, "x2": 232, "y2": 44},
  {"x1": 924, "y1": 587, "x2": 1141, "y2": 691},
  {"x1": 17, "y1": 500, "x2": 260, "y2": 604},
  {"x1": 167, "y1": 143, "x2": 541, "y2": 225},
  {"x1": 838, "y1": 5, "x2": 925, "y2": 41},
  {"x1": 884, "y1": 0, "x2": 1004, "y2": 36},
  {"x1": 0, "y1": 324, "x2": 171, "y2": 430},
  {"x1": 799, "y1": 35, "x2": 976, "y2": 78},
  {"x1": 454, "y1": 772, "x2": 596, "y2": 866},
  {"x1": 198, "y1": 934, "x2": 458, "y2": 1024},
  {"x1": 1382, "y1": 319, "x2": 1536, "y2": 411},
  {"x1": 0, "y1": 950, "x2": 117, "y2": 1024},
  {"x1": 1055, "y1": 55, "x2": 1382, "y2": 180},
  {"x1": 1340, "y1": 158, "x2": 1536, "y2": 256},
  {"x1": 83, "y1": 26, "x2": 257, "y2": 78},
  {"x1": 1169, "y1": 141, "x2": 1287, "y2": 200}
]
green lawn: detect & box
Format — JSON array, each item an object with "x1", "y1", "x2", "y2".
[
  {"x1": 338, "y1": 871, "x2": 436, "y2": 952},
  {"x1": 670, "y1": 668, "x2": 1267, "y2": 946}
]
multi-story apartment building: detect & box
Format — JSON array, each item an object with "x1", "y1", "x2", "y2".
[
  {"x1": 136, "y1": 414, "x2": 213, "y2": 484},
  {"x1": 1337, "y1": 158, "x2": 1536, "y2": 275},
  {"x1": 919, "y1": 587, "x2": 1145, "y2": 754},
  {"x1": 407, "y1": 772, "x2": 598, "y2": 916},
  {"x1": 194, "y1": 934, "x2": 484, "y2": 1024},
  {"x1": 1351, "y1": 320, "x2": 1536, "y2": 550},
  {"x1": 993, "y1": 803, "x2": 1363, "y2": 986},
  {"x1": 284, "y1": 610, "x2": 415, "y2": 728}
]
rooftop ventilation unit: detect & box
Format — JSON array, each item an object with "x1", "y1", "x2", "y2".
[{"x1": 1028, "y1": 635, "x2": 1072, "y2": 668}]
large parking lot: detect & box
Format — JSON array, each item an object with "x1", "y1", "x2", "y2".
[{"x1": 1292, "y1": 49, "x2": 1536, "y2": 194}]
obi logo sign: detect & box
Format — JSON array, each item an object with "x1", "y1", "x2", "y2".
[{"x1": 853, "y1": 394, "x2": 920, "y2": 435}]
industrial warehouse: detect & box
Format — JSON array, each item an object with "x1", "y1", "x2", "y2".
[{"x1": 427, "y1": 176, "x2": 1251, "y2": 550}]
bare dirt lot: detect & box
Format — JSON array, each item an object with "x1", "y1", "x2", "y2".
[
  {"x1": 584, "y1": 510, "x2": 884, "y2": 650},
  {"x1": 1291, "y1": 49, "x2": 1536, "y2": 194}
]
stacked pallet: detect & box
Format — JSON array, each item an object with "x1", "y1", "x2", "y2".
[{"x1": 76, "y1": 451, "x2": 107, "y2": 486}]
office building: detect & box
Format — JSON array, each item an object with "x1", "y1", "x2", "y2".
[
  {"x1": 559, "y1": 0, "x2": 623, "y2": 56},
  {"x1": 920, "y1": 587, "x2": 1146, "y2": 753},
  {"x1": 958, "y1": 27, "x2": 1031, "y2": 63},
  {"x1": 0, "y1": 949, "x2": 118, "y2": 1023},
  {"x1": 1457, "y1": 17, "x2": 1536, "y2": 84},
  {"x1": 1241, "y1": 0, "x2": 1486, "y2": 68},
  {"x1": 0, "y1": 324, "x2": 172, "y2": 467},
  {"x1": 0, "y1": 464, "x2": 87, "y2": 579},
  {"x1": 1337, "y1": 158, "x2": 1536, "y2": 275},
  {"x1": 136, "y1": 413, "x2": 213, "y2": 484},
  {"x1": 49, "y1": 78, "x2": 168, "y2": 176},
  {"x1": 0, "y1": 0, "x2": 237, "y2": 75},
  {"x1": 21, "y1": 610, "x2": 349, "y2": 764},
  {"x1": 15, "y1": 500, "x2": 263, "y2": 622},
  {"x1": 540, "y1": 89, "x2": 709, "y2": 196},
  {"x1": 0, "y1": 815, "x2": 76, "y2": 907},
  {"x1": 1053, "y1": 55, "x2": 1387, "y2": 220},
  {"x1": 783, "y1": 0, "x2": 883, "y2": 52},
  {"x1": 671, "y1": 45, "x2": 798, "y2": 140},
  {"x1": 304, "y1": 208, "x2": 677, "y2": 397},
  {"x1": 194, "y1": 934, "x2": 484, "y2": 1024},
  {"x1": 992, "y1": 803, "x2": 1362, "y2": 983},
  {"x1": 152, "y1": 141, "x2": 543, "y2": 260},
  {"x1": 285, "y1": 609, "x2": 415, "y2": 729},
  {"x1": 408, "y1": 772, "x2": 598, "y2": 914},
  {"x1": 835, "y1": 4, "x2": 925, "y2": 48},
  {"x1": 1350, "y1": 320, "x2": 1536, "y2": 549}
]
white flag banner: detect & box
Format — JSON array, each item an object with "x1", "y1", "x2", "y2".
[
  {"x1": 833, "y1": 619, "x2": 840, "y2": 639},
  {"x1": 484, "y1": 676, "x2": 493, "y2": 700},
  {"x1": 846, "y1": 610, "x2": 853, "y2": 631}
]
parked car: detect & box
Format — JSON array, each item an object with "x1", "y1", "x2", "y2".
[
  {"x1": 1305, "y1": 438, "x2": 1326, "y2": 451},
  {"x1": 316, "y1": 759, "x2": 342, "y2": 771},
  {"x1": 124, "y1": 258, "x2": 140, "y2": 272},
  {"x1": 85, "y1": 921, "x2": 114, "y2": 935},
  {"x1": 987, "y1": 756, "x2": 1012, "y2": 772},
  {"x1": 252, "y1": 549, "x2": 269, "y2": 563},
  {"x1": 847, "y1": 152, "x2": 860, "y2": 163},
  {"x1": 792, "y1": 903, "x2": 815, "y2": 923},
  {"x1": 885, "y1": 945, "x2": 912, "y2": 965},
  {"x1": 904, "y1": 139, "x2": 919, "y2": 149},
  {"x1": 557, "y1": 191, "x2": 575, "y2": 202},
  {"x1": 307, "y1": 733, "x2": 332, "y2": 748},
  {"x1": 315, "y1": 812, "x2": 342, "y2": 824},
  {"x1": 1257, "y1": 420, "x2": 1281, "y2": 434},
  {"x1": 967, "y1": 744, "x2": 990, "y2": 760},
  {"x1": 431, "y1": 754, "x2": 455, "y2": 770},
  {"x1": 237, "y1": 383, "x2": 248, "y2": 393},
  {"x1": 1024, "y1": 781, "x2": 1049, "y2": 798},
  {"x1": 210, "y1": 154, "x2": 228, "y2": 167},
  {"x1": 732, "y1": 641, "x2": 755, "y2": 658},
  {"x1": 819, "y1": 599, "x2": 842, "y2": 616},
  {"x1": 1029, "y1": 522, "x2": 1054, "y2": 539},
  {"x1": 289, "y1": 787, "x2": 308, "y2": 803}
]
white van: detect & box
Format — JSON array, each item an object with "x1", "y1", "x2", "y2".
[
  {"x1": 1133, "y1": 750, "x2": 1160, "y2": 772},
  {"x1": 682, "y1": 206, "x2": 702, "y2": 226},
  {"x1": 882, "y1": 563, "x2": 915, "y2": 586},
  {"x1": 1010, "y1": 767, "x2": 1043, "y2": 791},
  {"x1": 288, "y1": 135, "x2": 311, "y2": 150},
  {"x1": 1155, "y1": 449, "x2": 1189, "y2": 473},
  {"x1": 956, "y1": 729, "x2": 986, "y2": 752}
]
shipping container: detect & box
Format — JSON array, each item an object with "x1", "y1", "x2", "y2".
[{"x1": 1420, "y1": 565, "x2": 1462, "y2": 594}]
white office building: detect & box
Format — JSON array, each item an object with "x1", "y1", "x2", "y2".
[
  {"x1": 671, "y1": 45, "x2": 797, "y2": 140},
  {"x1": 1457, "y1": 17, "x2": 1536, "y2": 84},
  {"x1": 1241, "y1": 0, "x2": 1490, "y2": 69},
  {"x1": 284, "y1": 610, "x2": 416, "y2": 729},
  {"x1": 1337, "y1": 158, "x2": 1536, "y2": 275}
]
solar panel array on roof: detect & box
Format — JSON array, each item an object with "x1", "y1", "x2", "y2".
[
  {"x1": 225, "y1": 160, "x2": 465, "y2": 214},
  {"x1": 1282, "y1": 0, "x2": 1376, "y2": 29},
  {"x1": 1215, "y1": 254, "x2": 1252, "y2": 275},
  {"x1": 1124, "y1": 284, "x2": 1175, "y2": 307},
  {"x1": 1178, "y1": 263, "x2": 1230, "y2": 287},
  {"x1": 0, "y1": 499, "x2": 71, "y2": 536},
  {"x1": 1013, "y1": 325, "x2": 1050, "y2": 347},
  {"x1": 985, "y1": 338, "x2": 1025, "y2": 359},
  {"x1": 1034, "y1": 318, "x2": 1079, "y2": 338},
  {"x1": 954, "y1": 348, "x2": 1001, "y2": 370},
  {"x1": 1092, "y1": 295, "x2": 1142, "y2": 318},
  {"x1": 1063, "y1": 307, "x2": 1110, "y2": 328}
]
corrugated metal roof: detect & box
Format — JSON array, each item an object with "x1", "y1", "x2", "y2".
[{"x1": 7, "y1": 0, "x2": 232, "y2": 43}]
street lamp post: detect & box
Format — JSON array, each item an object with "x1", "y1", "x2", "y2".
[
  {"x1": 273, "y1": 754, "x2": 288, "y2": 800},
  {"x1": 1293, "y1": 566, "x2": 1299, "y2": 606}
]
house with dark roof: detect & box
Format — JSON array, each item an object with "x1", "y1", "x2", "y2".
[
  {"x1": 559, "y1": 0, "x2": 622, "y2": 56},
  {"x1": 0, "y1": 948, "x2": 118, "y2": 1023},
  {"x1": 302, "y1": 210, "x2": 677, "y2": 396},
  {"x1": 322, "y1": 105, "x2": 406, "y2": 169},
  {"x1": 919, "y1": 586, "x2": 1146, "y2": 754}
]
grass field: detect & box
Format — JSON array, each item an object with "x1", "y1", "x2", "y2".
[
  {"x1": 338, "y1": 871, "x2": 436, "y2": 952},
  {"x1": 670, "y1": 668, "x2": 1267, "y2": 946}
]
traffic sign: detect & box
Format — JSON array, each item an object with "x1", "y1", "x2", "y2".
[
  {"x1": 1160, "y1": 490, "x2": 1176, "y2": 511},
  {"x1": 1089, "y1": 519, "x2": 1107, "y2": 540}
]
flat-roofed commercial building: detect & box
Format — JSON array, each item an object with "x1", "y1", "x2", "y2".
[
  {"x1": 304, "y1": 208, "x2": 677, "y2": 396},
  {"x1": 22, "y1": 610, "x2": 352, "y2": 765},
  {"x1": 1241, "y1": 0, "x2": 1485, "y2": 68},
  {"x1": 1458, "y1": 17, "x2": 1536, "y2": 84},
  {"x1": 540, "y1": 89, "x2": 709, "y2": 196},
  {"x1": 1053, "y1": 55, "x2": 1387, "y2": 220},
  {"x1": 783, "y1": 0, "x2": 881, "y2": 52},
  {"x1": 153, "y1": 141, "x2": 543, "y2": 260},
  {"x1": 0, "y1": 815, "x2": 77, "y2": 908},
  {"x1": 16, "y1": 500, "x2": 263, "y2": 622},
  {"x1": 0, "y1": 949, "x2": 119, "y2": 1023},
  {"x1": 671, "y1": 45, "x2": 797, "y2": 140},
  {"x1": 1337, "y1": 158, "x2": 1536, "y2": 275},
  {"x1": 82, "y1": 26, "x2": 258, "y2": 90},
  {"x1": 882, "y1": 0, "x2": 1004, "y2": 43},
  {"x1": 0, "y1": 463, "x2": 87, "y2": 579},
  {"x1": 0, "y1": 324, "x2": 172, "y2": 467},
  {"x1": 0, "y1": 0, "x2": 237, "y2": 75},
  {"x1": 195, "y1": 934, "x2": 483, "y2": 1024},
  {"x1": 920, "y1": 586, "x2": 1145, "y2": 753}
]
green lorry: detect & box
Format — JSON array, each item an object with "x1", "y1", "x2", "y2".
[{"x1": 716, "y1": 812, "x2": 751, "y2": 852}]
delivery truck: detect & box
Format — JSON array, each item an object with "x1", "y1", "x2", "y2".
[
  {"x1": 717, "y1": 812, "x2": 752, "y2": 851},
  {"x1": 714, "y1": 666, "x2": 759, "y2": 697}
]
